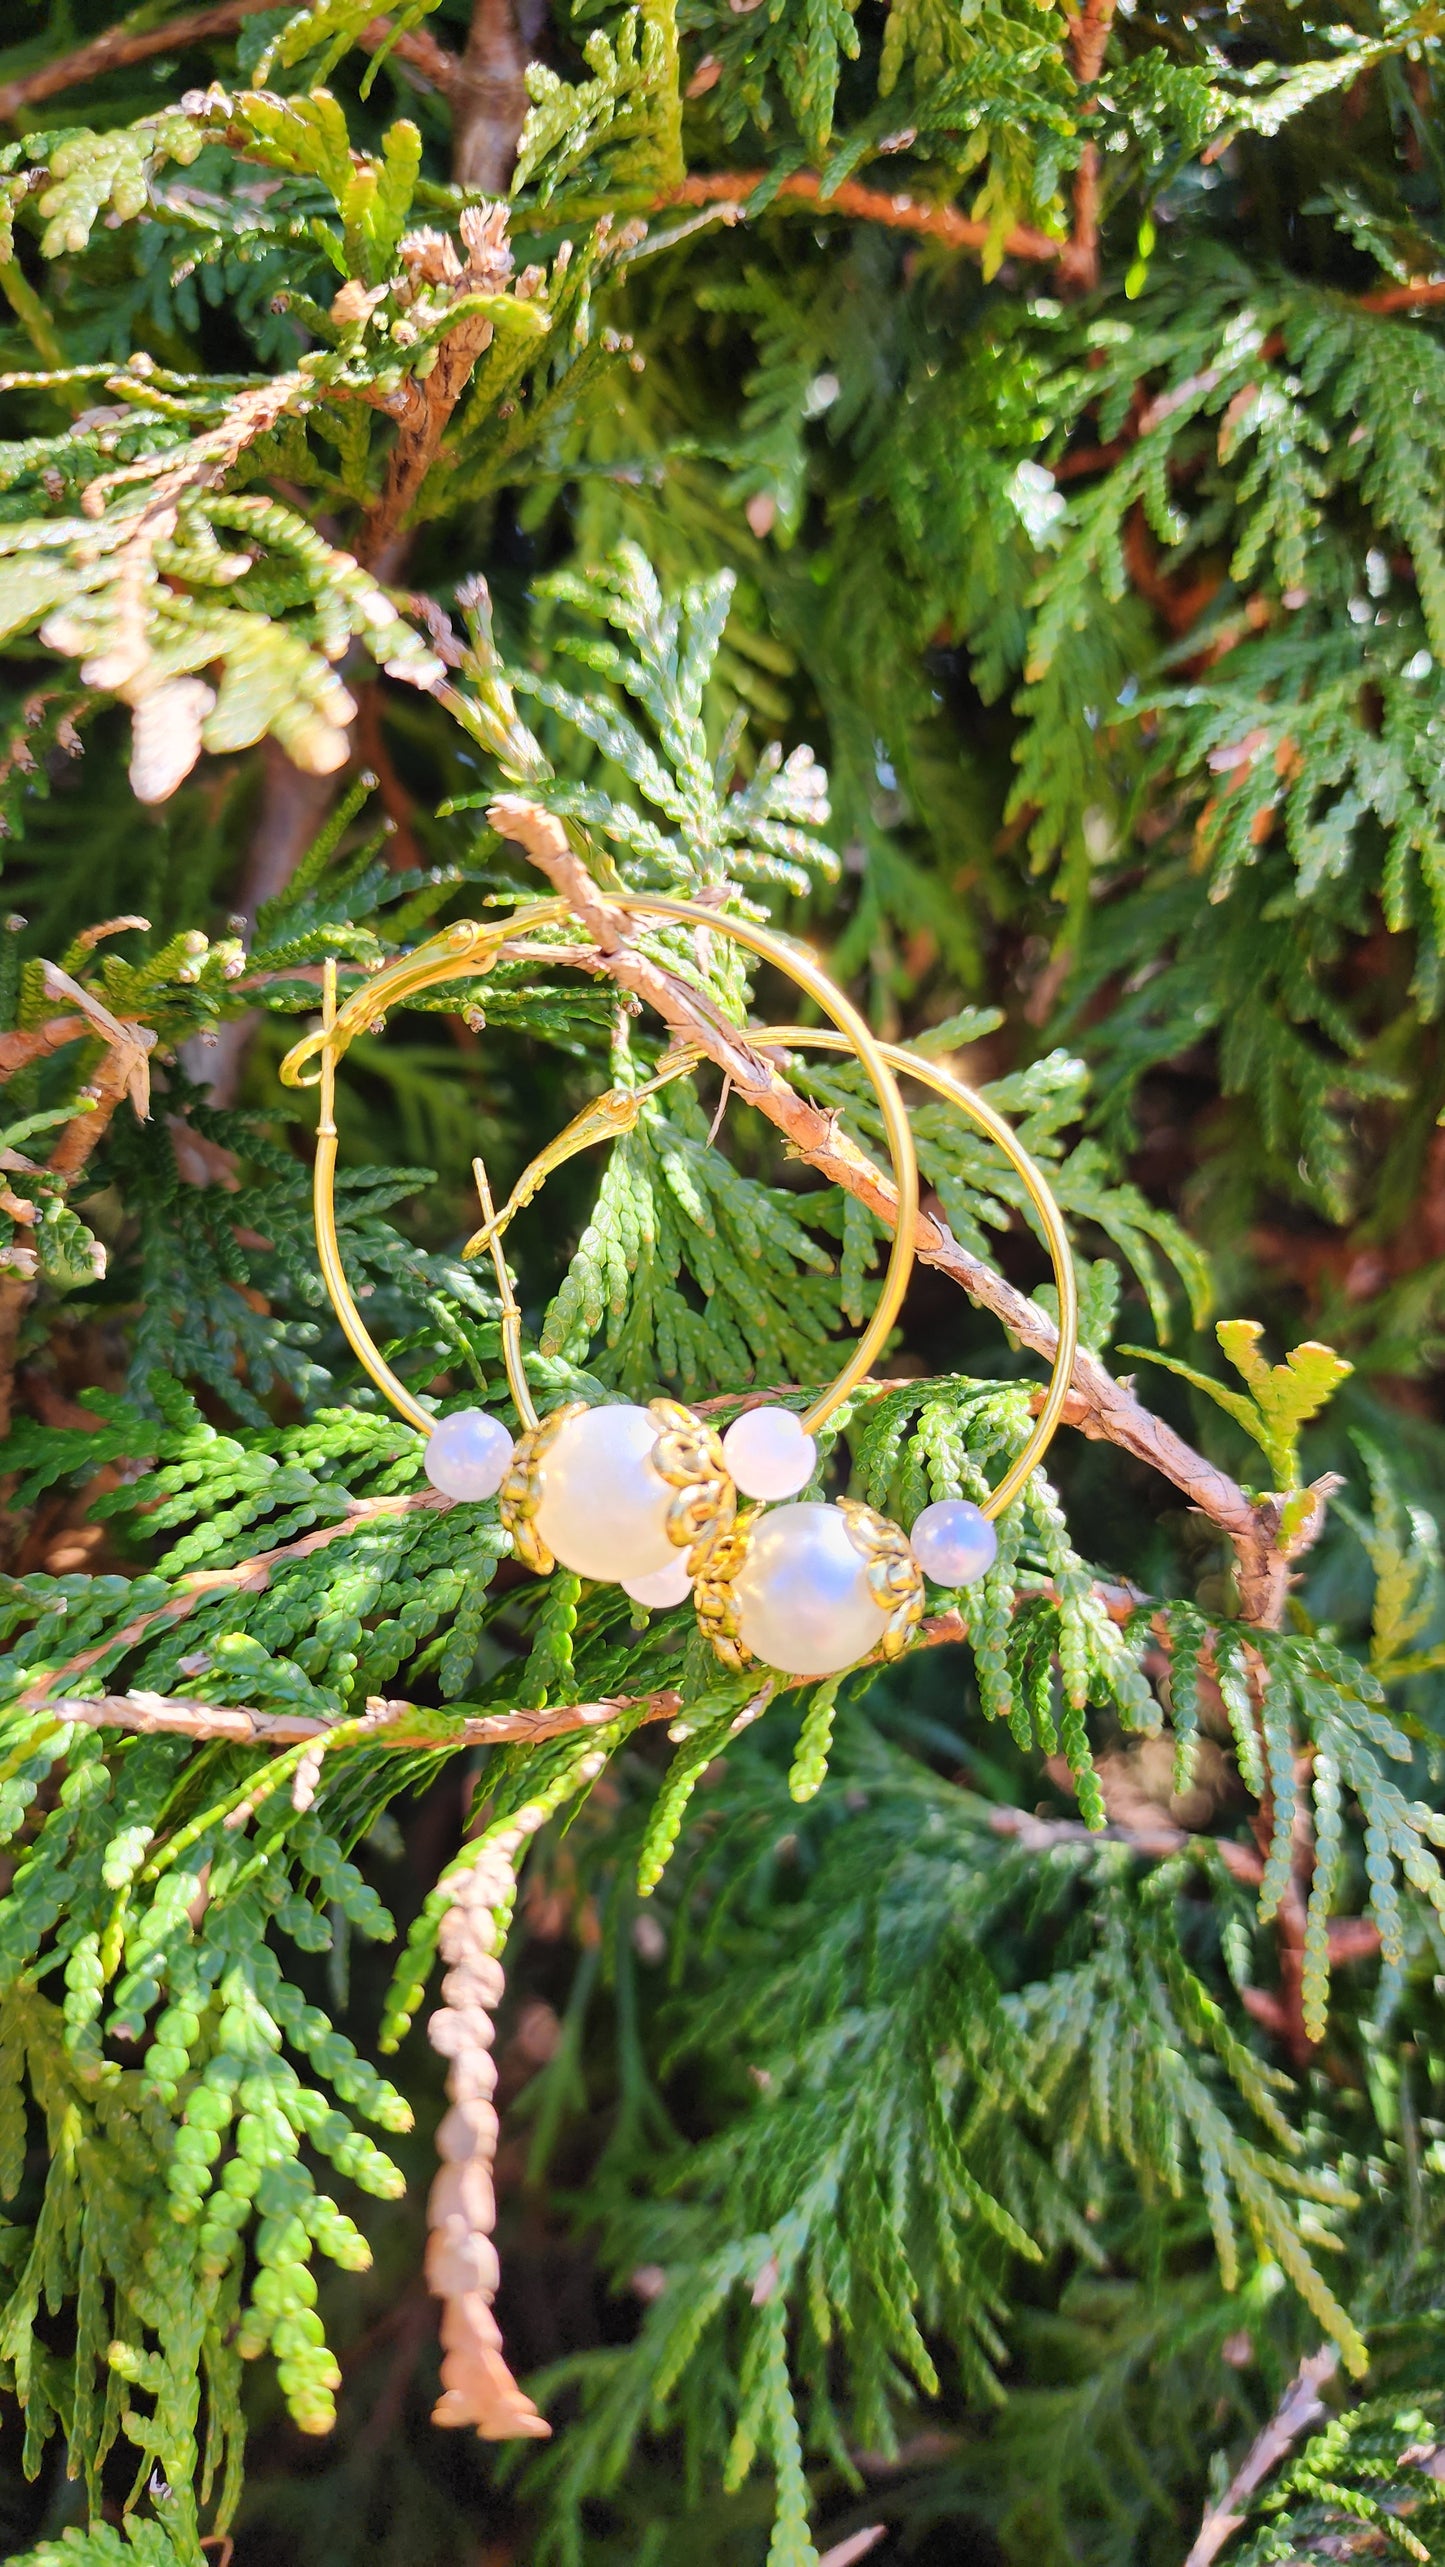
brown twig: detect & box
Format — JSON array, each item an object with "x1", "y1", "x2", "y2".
[
  {"x1": 1359, "y1": 276, "x2": 1445, "y2": 311},
  {"x1": 46, "y1": 1684, "x2": 673, "y2": 1749},
  {"x1": 991, "y1": 1804, "x2": 1189, "y2": 1859},
  {"x1": 0, "y1": 6, "x2": 458, "y2": 124},
  {"x1": 1058, "y1": 0, "x2": 1118, "y2": 294},
  {"x1": 34, "y1": 1583, "x2": 1133, "y2": 1745},
  {"x1": 358, "y1": 205, "x2": 522, "y2": 569},
  {"x1": 46, "y1": 1024, "x2": 145, "y2": 1185},
  {"x1": 663, "y1": 171, "x2": 1060, "y2": 265},
  {"x1": 1183, "y1": 2346, "x2": 1341, "y2": 2567},
  {"x1": 0, "y1": 975, "x2": 155, "y2": 1438},
  {"x1": 0, "y1": 1016, "x2": 89, "y2": 1078},
  {"x1": 34, "y1": 1581, "x2": 1098, "y2": 1745},
  {"x1": 200, "y1": 739, "x2": 339, "y2": 1105},
  {"x1": 487, "y1": 796, "x2": 1302, "y2": 1622},
  {"x1": 450, "y1": 0, "x2": 538, "y2": 191},
  {"x1": 19, "y1": 1489, "x2": 454, "y2": 1708}
]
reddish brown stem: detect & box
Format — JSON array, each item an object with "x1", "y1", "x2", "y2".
[
  {"x1": 34, "y1": 1579, "x2": 1130, "y2": 1739},
  {"x1": 450, "y1": 0, "x2": 537, "y2": 191},
  {"x1": 1058, "y1": 0, "x2": 1118, "y2": 294},
  {"x1": 0, "y1": 1017, "x2": 89, "y2": 1077},
  {"x1": 1183, "y1": 2348, "x2": 1340, "y2": 2567},
  {"x1": 0, "y1": 6, "x2": 458, "y2": 123},
  {"x1": 200, "y1": 739, "x2": 338, "y2": 1106},
  {"x1": 663, "y1": 171, "x2": 1060, "y2": 265}
]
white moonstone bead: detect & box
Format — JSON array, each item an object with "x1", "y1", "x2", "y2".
[
  {"x1": 533, "y1": 1403, "x2": 679, "y2": 1583},
  {"x1": 623, "y1": 1553, "x2": 694, "y2": 1609},
  {"x1": 424, "y1": 1408, "x2": 515, "y2": 1502},
  {"x1": 722, "y1": 1405, "x2": 817, "y2": 1501},
  {"x1": 908, "y1": 1498, "x2": 998, "y2": 1587},
  {"x1": 732, "y1": 1501, "x2": 888, "y2": 1678}
]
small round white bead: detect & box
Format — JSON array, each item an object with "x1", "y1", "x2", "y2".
[
  {"x1": 622, "y1": 1553, "x2": 694, "y2": 1609},
  {"x1": 721, "y1": 1406, "x2": 817, "y2": 1501},
  {"x1": 533, "y1": 1403, "x2": 679, "y2": 1584},
  {"x1": 908, "y1": 1498, "x2": 998, "y2": 1587},
  {"x1": 424, "y1": 1409, "x2": 515, "y2": 1502},
  {"x1": 732, "y1": 1500, "x2": 889, "y2": 1677}
]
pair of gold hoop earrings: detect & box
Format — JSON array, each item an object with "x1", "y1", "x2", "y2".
[{"x1": 279, "y1": 896, "x2": 1078, "y2": 1682}]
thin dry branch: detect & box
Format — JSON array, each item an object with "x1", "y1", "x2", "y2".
[
  {"x1": 46, "y1": 1026, "x2": 144, "y2": 1185},
  {"x1": 487, "y1": 796, "x2": 1300, "y2": 1623},
  {"x1": 0, "y1": 5, "x2": 458, "y2": 124},
  {"x1": 201, "y1": 742, "x2": 338, "y2": 1105},
  {"x1": 47, "y1": 1685, "x2": 673, "y2": 1749},
  {"x1": 0, "y1": 1017, "x2": 89, "y2": 1079},
  {"x1": 1360, "y1": 276, "x2": 1445, "y2": 310},
  {"x1": 1183, "y1": 2347, "x2": 1341, "y2": 2567},
  {"x1": 31, "y1": 1581, "x2": 1136, "y2": 1743},
  {"x1": 991, "y1": 1804, "x2": 1188, "y2": 1859},
  {"x1": 0, "y1": 977, "x2": 155, "y2": 1436},
  {"x1": 19, "y1": 1488, "x2": 453, "y2": 1708}
]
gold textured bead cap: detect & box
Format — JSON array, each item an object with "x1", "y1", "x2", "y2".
[
  {"x1": 646, "y1": 1400, "x2": 738, "y2": 1570},
  {"x1": 497, "y1": 1401, "x2": 587, "y2": 1577},
  {"x1": 683, "y1": 1024, "x2": 1080, "y2": 1677}
]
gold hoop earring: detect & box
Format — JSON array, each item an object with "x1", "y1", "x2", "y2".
[
  {"x1": 278, "y1": 898, "x2": 921, "y2": 1622},
  {"x1": 690, "y1": 1025, "x2": 1078, "y2": 1676},
  {"x1": 278, "y1": 904, "x2": 1079, "y2": 1683}
]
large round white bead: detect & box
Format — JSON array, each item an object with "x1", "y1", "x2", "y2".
[
  {"x1": 908, "y1": 1498, "x2": 998, "y2": 1586},
  {"x1": 722, "y1": 1406, "x2": 817, "y2": 1501},
  {"x1": 623, "y1": 1553, "x2": 694, "y2": 1609},
  {"x1": 532, "y1": 1404, "x2": 678, "y2": 1583},
  {"x1": 732, "y1": 1501, "x2": 888, "y2": 1678},
  {"x1": 424, "y1": 1408, "x2": 515, "y2": 1502}
]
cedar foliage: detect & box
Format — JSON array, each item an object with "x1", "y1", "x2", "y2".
[{"x1": 0, "y1": 0, "x2": 1442, "y2": 2560}]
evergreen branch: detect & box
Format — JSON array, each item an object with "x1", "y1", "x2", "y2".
[
  {"x1": 1183, "y1": 2346, "x2": 1342, "y2": 2567},
  {"x1": 487, "y1": 799, "x2": 1307, "y2": 1624},
  {"x1": 663, "y1": 170, "x2": 1060, "y2": 264},
  {"x1": 16, "y1": 1490, "x2": 454, "y2": 1708},
  {"x1": 0, "y1": 6, "x2": 459, "y2": 125}
]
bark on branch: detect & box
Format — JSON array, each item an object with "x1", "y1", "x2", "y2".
[
  {"x1": 1183, "y1": 2347, "x2": 1340, "y2": 2567},
  {"x1": 662, "y1": 172, "x2": 1060, "y2": 265},
  {"x1": 0, "y1": 5, "x2": 458, "y2": 124},
  {"x1": 358, "y1": 204, "x2": 522, "y2": 569},
  {"x1": 451, "y1": 0, "x2": 537, "y2": 192},
  {"x1": 1058, "y1": 0, "x2": 1117, "y2": 294},
  {"x1": 0, "y1": 978, "x2": 155, "y2": 1437}
]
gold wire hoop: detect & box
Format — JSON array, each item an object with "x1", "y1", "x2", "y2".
[
  {"x1": 277, "y1": 897, "x2": 920, "y2": 1441},
  {"x1": 278, "y1": 905, "x2": 1079, "y2": 1519},
  {"x1": 746, "y1": 1027, "x2": 1078, "y2": 1519}
]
